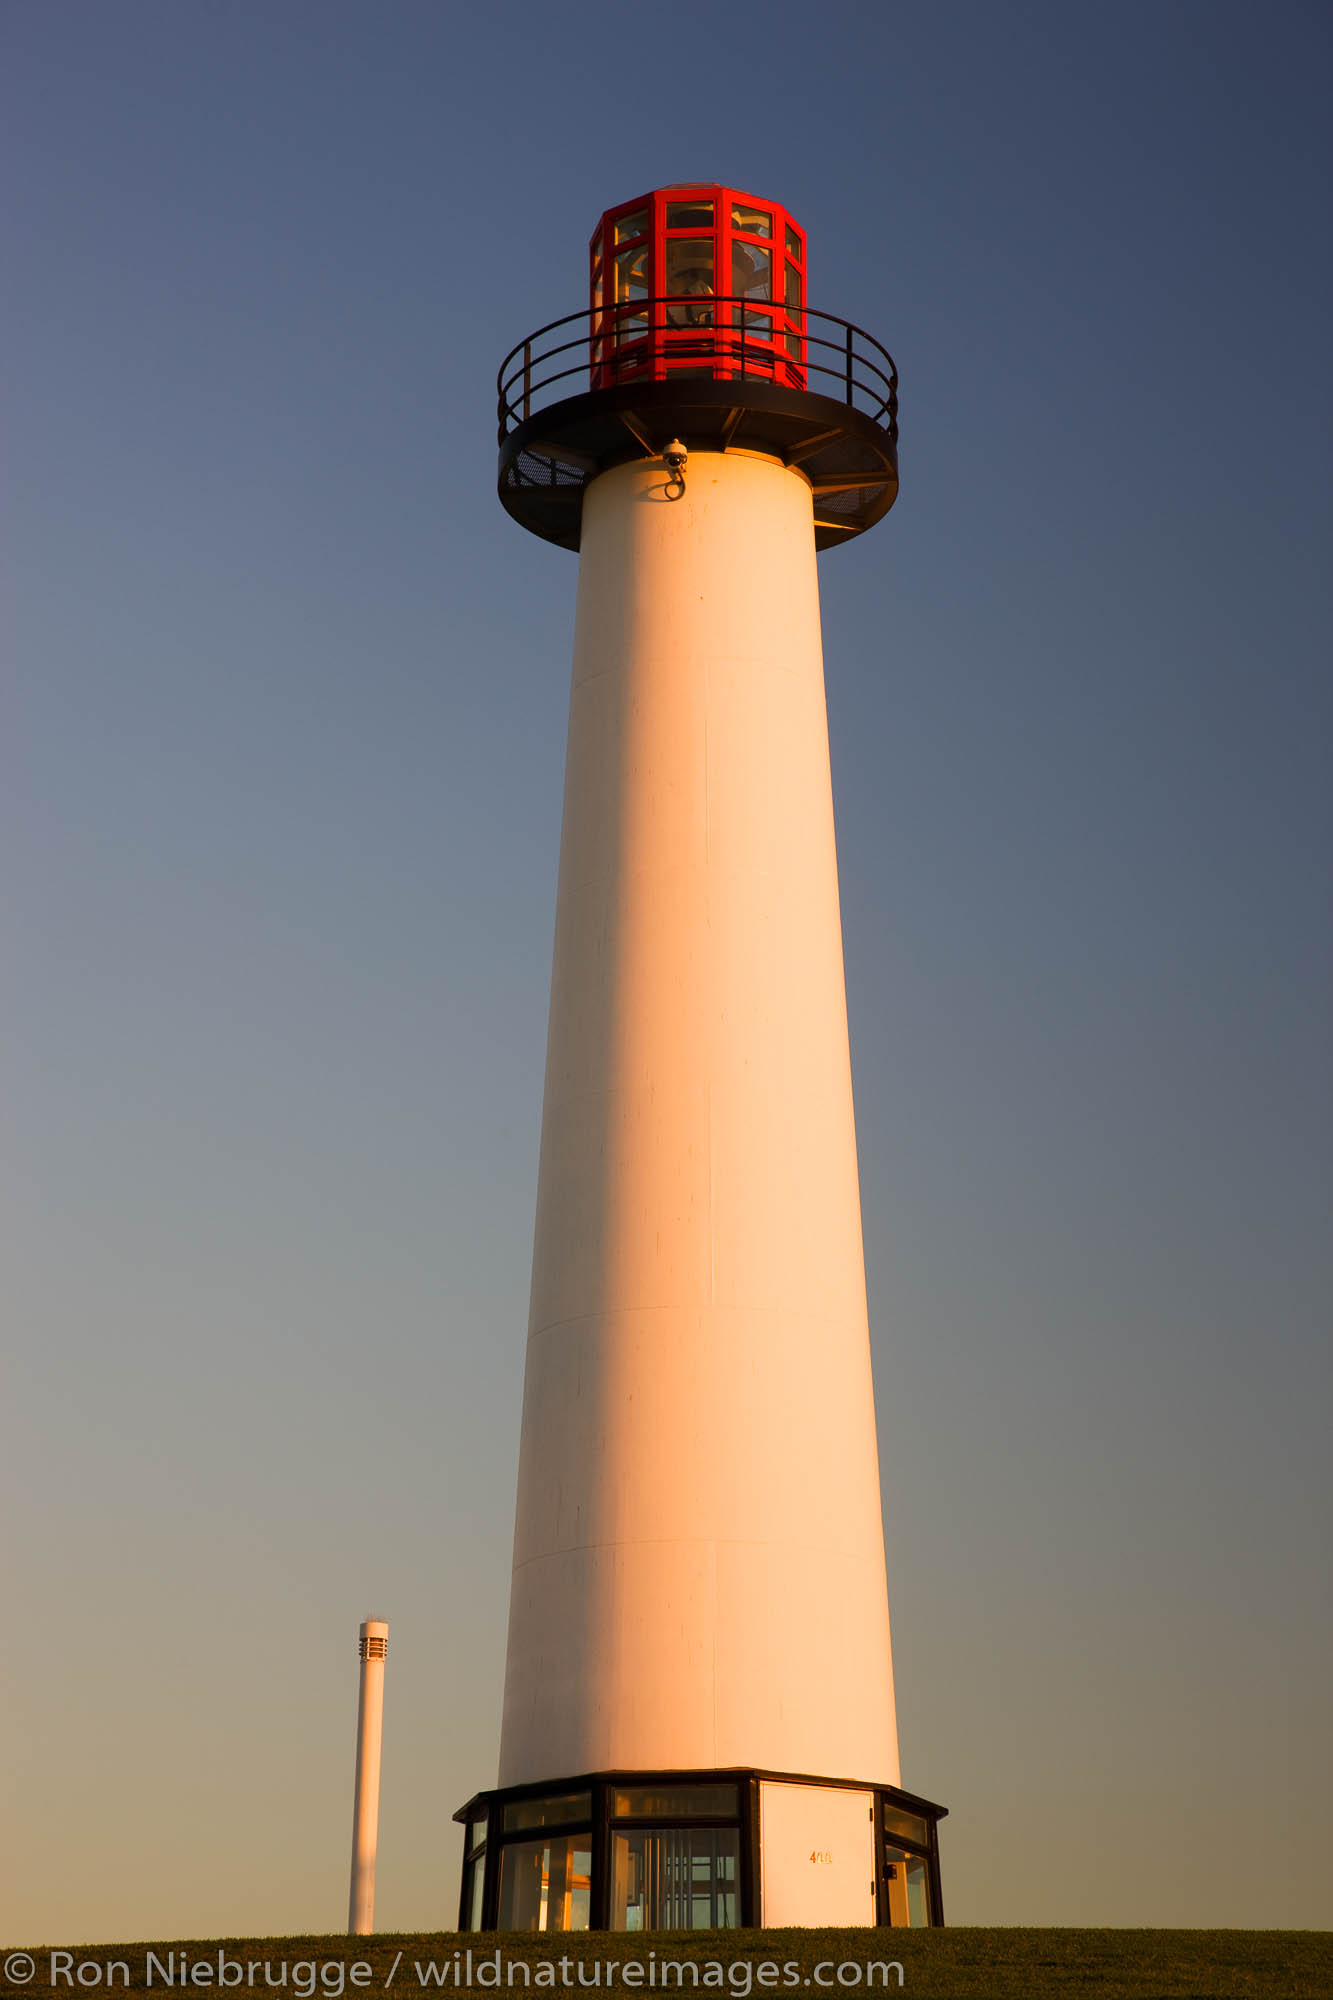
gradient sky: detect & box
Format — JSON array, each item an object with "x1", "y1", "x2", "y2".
[{"x1": 4, "y1": 0, "x2": 1331, "y2": 1949}]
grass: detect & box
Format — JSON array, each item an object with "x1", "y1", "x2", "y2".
[{"x1": 7, "y1": 1930, "x2": 1332, "y2": 2000}]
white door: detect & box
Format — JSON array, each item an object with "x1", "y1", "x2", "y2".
[{"x1": 760, "y1": 1782, "x2": 877, "y2": 1927}]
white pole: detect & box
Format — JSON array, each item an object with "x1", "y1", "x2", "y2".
[{"x1": 348, "y1": 1617, "x2": 388, "y2": 1935}]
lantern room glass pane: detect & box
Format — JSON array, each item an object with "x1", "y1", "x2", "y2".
[
  {"x1": 733, "y1": 240, "x2": 772, "y2": 303},
  {"x1": 785, "y1": 262, "x2": 803, "y2": 311},
  {"x1": 502, "y1": 1791, "x2": 592, "y2": 1833},
  {"x1": 733, "y1": 305, "x2": 773, "y2": 343},
  {"x1": 667, "y1": 199, "x2": 713, "y2": 229},
  {"x1": 498, "y1": 1834, "x2": 592, "y2": 1932},
  {"x1": 665, "y1": 238, "x2": 714, "y2": 325},
  {"x1": 614, "y1": 208, "x2": 648, "y2": 243},
  {"x1": 731, "y1": 203, "x2": 772, "y2": 238},
  {"x1": 614, "y1": 243, "x2": 650, "y2": 300},
  {"x1": 611, "y1": 1828, "x2": 739, "y2": 1930},
  {"x1": 614, "y1": 242, "x2": 650, "y2": 340},
  {"x1": 591, "y1": 228, "x2": 602, "y2": 261},
  {"x1": 611, "y1": 1783, "x2": 739, "y2": 1818},
  {"x1": 785, "y1": 223, "x2": 801, "y2": 259},
  {"x1": 883, "y1": 1848, "x2": 932, "y2": 1928}
]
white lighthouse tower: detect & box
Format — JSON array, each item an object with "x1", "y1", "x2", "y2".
[{"x1": 455, "y1": 184, "x2": 945, "y2": 1934}]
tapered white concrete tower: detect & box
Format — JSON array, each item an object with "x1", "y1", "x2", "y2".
[
  {"x1": 456, "y1": 185, "x2": 944, "y2": 1936},
  {"x1": 348, "y1": 1618, "x2": 387, "y2": 1935}
]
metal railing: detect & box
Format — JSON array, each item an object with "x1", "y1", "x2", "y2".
[{"x1": 498, "y1": 298, "x2": 898, "y2": 446}]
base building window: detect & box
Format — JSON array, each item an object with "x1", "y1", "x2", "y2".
[
  {"x1": 883, "y1": 1848, "x2": 932, "y2": 1927},
  {"x1": 497, "y1": 1833, "x2": 593, "y2": 1932},
  {"x1": 612, "y1": 1827, "x2": 740, "y2": 1931}
]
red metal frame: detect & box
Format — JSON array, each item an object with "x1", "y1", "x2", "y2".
[{"x1": 589, "y1": 184, "x2": 807, "y2": 391}]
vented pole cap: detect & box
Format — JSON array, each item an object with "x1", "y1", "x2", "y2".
[{"x1": 358, "y1": 1618, "x2": 389, "y2": 1661}]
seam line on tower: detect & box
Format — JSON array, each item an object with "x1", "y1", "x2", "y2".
[
  {"x1": 525, "y1": 1303, "x2": 874, "y2": 1339},
  {"x1": 510, "y1": 1539, "x2": 892, "y2": 1571}
]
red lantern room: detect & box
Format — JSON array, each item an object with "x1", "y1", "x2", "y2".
[
  {"x1": 497, "y1": 181, "x2": 899, "y2": 553},
  {"x1": 589, "y1": 184, "x2": 808, "y2": 389}
]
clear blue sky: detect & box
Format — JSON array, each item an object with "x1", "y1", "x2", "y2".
[{"x1": 5, "y1": 0, "x2": 1330, "y2": 1946}]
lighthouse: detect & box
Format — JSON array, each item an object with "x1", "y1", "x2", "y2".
[{"x1": 455, "y1": 184, "x2": 945, "y2": 1933}]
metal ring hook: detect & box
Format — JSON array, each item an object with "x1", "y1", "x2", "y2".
[{"x1": 663, "y1": 438, "x2": 688, "y2": 500}]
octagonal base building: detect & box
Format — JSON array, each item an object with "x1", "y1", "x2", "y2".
[{"x1": 454, "y1": 183, "x2": 947, "y2": 1935}]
